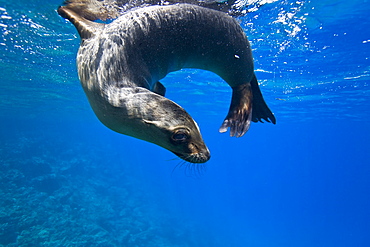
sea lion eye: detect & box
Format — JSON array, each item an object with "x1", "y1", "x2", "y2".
[{"x1": 172, "y1": 130, "x2": 189, "y2": 142}]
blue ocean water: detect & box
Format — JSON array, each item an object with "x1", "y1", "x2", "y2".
[{"x1": 1, "y1": 0, "x2": 370, "y2": 246}]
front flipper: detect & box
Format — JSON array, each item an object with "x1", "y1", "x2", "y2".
[
  {"x1": 219, "y1": 84, "x2": 253, "y2": 137},
  {"x1": 152, "y1": 81, "x2": 166, "y2": 96}
]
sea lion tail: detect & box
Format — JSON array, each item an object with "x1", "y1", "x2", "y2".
[{"x1": 58, "y1": 2, "x2": 107, "y2": 39}]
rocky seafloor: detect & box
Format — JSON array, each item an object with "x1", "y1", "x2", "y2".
[{"x1": 0, "y1": 128, "x2": 206, "y2": 247}]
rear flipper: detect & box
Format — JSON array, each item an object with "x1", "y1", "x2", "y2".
[
  {"x1": 250, "y1": 75, "x2": 276, "y2": 124},
  {"x1": 219, "y1": 74, "x2": 276, "y2": 137}
]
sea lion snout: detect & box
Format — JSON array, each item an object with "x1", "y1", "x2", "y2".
[
  {"x1": 186, "y1": 143, "x2": 211, "y2": 163},
  {"x1": 173, "y1": 149, "x2": 211, "y2": 163}
]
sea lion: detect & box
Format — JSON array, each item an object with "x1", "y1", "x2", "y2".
[{"x1": 57, "y1": 2, "x2": 275, "y2": 163}]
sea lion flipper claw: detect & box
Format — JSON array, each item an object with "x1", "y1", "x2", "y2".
[
  {"x1": 219, "y1": 110, "x2": 252, "y2": 137},
  {"x1": 219, "y1": 84, "x2": 253, "y2": 137},
  {"x1": 219, "y1": 120, "x2": 230, "y2": 134}
]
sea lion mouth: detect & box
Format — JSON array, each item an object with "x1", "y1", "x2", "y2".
[{"x1": 173, "y1": 151, "x2": 211, "y2": 164}]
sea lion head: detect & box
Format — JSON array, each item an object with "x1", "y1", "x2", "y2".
[
  {"x1": 91, "y1": 86, "x2": 211, "y2": 163},
  {"x1": 138, "y1": 93, "x2": 211, "y2": 164}
]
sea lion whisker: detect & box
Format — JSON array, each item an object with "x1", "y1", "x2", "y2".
[
  {"x1": 180, "y1": 161, "x2": 192, "y2": 177},
  {"x1": 197, "y1": 163, "x2": 207, "y2": 178},
  {"x1": 196, "y1": 162, "x2": 202, "y2": 174},
  {"x1": 185, "y1": 163, "x2": 195, "y2": 178},
  {"x1": 170, "y1": 156, "x2": 207, "y2": 178},
  {"x1": 171, "y1": 161, "x2": 181, "y2": 176},
  {"x1": 171, "y1": 162, "x2": 180, "y2": 175},
  {"x1": 185, "y1": 162, "x2": 206, "y2": 178},
  {"x1": 171, "y1": 159, "x2": 188, "y2": 176},
  {"x1": 166, "y1": 157, "x2": 181, "y2": 162},
  {"x1": 203, "y1": 163, "x2": 208, "y2": 173},
  {"x1": 193, "y1": 163, "x2": 200, "y2": 177}
]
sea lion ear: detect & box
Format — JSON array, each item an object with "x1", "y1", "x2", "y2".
[{"x1": 142, "y1": 119, "x2": 162, "y2": 126}]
